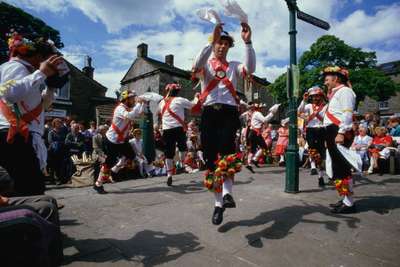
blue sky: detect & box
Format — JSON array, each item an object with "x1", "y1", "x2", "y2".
[{"x1": 5, "y1": 0, "x2": 400, "y2": 96}]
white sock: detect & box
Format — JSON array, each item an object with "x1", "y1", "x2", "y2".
[
  {"x1": 343, "y1": 195, "x2": 354, "y2": 207},
  {"x1": 318, "y1": 169, "x2": 324, "y2": 178},
  {"x1": 368, "y1": 157, "x2": 374, "y2": 172},
  {"x1": 111, "y1": 157, "x2": 126, "y2": 173},
  {"x1": 253, "y1": 149, "x2": 263, "y2": 161},
  {"x1": 311, "y1": 160, "x2": 316, "y2": 169},
  {"x1": 222, "y1": 178, "x2": 233, "y2": 196},
  {"x1": 165, "y1": 158, "x2": 174, "y2": 177},
  {"x1": 197, "y1": 151, "x2": 205, "y2": 164},
  {"x1": 214, "y1": 192, "x2": 223, "y2": 207},
  {"x1": 247, "y1": 153, "x2": 253, "y2": 165},
  {"x1": 279, "y1": 155, "x2": 284, "y2": 162},
  {"x1": 178, "y1": 151, "x2": 186, "y2": 163}
]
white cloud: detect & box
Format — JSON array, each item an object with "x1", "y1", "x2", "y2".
[
  {"x1": 331, "y1": 3, "x2": 400, "y2": 47},
  {"x1": 5, "y1": 0, "x2": 68, "y2": 13},
  {"x1": 94, "y1": 69, "x2": 126, "y2": 97},
  {"x1": 68, "y1": 0, "x2": 175, "y2": 33}
]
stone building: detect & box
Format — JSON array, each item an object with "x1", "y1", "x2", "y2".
[
  {"x1": 46, "y1": 56, "x2": 116, "y2": 124},
  {"x1": 357, "y1": 60, "x2": 400, "y2": 117},
  {"x1": 120, "y1": 43, "x2": 274, "y2": 121}
]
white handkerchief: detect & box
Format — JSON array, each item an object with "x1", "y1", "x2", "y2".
[
  {"x1": 140, "y1": 92, "x2": 163, "y2": 102},
  {"x1": 219, "y1": 0, "x2": 248, "y2": 24},
  {"x1": 196, "y1": 8, "x2": 222, "y2": 25},
  {"x1": 269, "y1": 103, "x2": 281, "y2": 113}
]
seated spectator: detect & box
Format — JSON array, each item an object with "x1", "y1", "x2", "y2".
[
  {"x1": 368, "y1": 127, "x2": 393, "y2": 174},
  {"x1": 388, "y1": 117, "x2": 400, "y2": 137},
  {"x1": 92, "y1": 125, "x2": 108, "y2": 162},
  {"x1": 129, "y1": 129, "x2": 154, "y2": 177},
  {"x1": 65, "y1": 122, "x2": 85, "y2": 157},
  {"x1": 351, "y1": 125, "x2": 373, "y2": 171}
]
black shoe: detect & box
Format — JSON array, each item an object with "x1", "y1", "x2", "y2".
[
  {"x1": 167, "y1": 176, "x2": 173, "y2": 186},
  {"x1": 318, "y1": 177, "x2": 325, "y2": 187},
  {"x1": 278, "y1": 161, "x2": 285, "y2": 167},
  {"x1": 223, "y1": 194, "x2": 236, "y2": 208},
  {"x1": 212, "y1": 207, "x2": 225, "y2": 225},
  {"x1": 329, "y1": 200, "x2": 343, "y2": 208},
  {"x1": 93, "y1": 185, "x2": 108, "y2": 194},
  {"x1": 251, "y1": 160, "x2": 260, "y2": 168},
  {"x1": 331, "y1": 204, "x2": 356, "y2": 214},
  {"x1": 246, "y1": 165, "x2": 255, "y2": 174},
  {"x1": 310, "y1": 168, "x2": 318, "y2": 175}
]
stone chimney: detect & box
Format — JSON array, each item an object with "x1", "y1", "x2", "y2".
[
  {"x1": 137, "y1": 43, "x2": 148, "y2": 58},
  {"x1": 82, "y1": 55, "x2": 94, "y2": 79},
  {"x1": 165, "y1": 54, "x2": 174, "y2": 66}
]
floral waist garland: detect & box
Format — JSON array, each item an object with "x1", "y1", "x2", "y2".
[{"x1": 204, "y1": 153, "x2": 242, "y2": 193}]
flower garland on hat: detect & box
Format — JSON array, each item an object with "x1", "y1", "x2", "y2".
[
  {"x1": 203, "y1": 153, "x2": 242, "y2": 192},
  {"x1": 7, "y1": 30, "x2": 35, "y2": 58}
]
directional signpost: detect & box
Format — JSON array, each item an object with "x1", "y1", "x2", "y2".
[{"x1": 284, "y1": 0, "x2": 330, "y2": 193}]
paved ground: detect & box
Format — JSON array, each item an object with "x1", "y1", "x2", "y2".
[{"x1": 48, "y1": 166, "x2": 400, "y2": 267}]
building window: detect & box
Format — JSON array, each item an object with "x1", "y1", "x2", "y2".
[
  {"x1": 55, "y1": 81, "x2": 70, "y2": 100},
  {"x1": 378, "y1": 100, "x2": 389, "y2": 111}
]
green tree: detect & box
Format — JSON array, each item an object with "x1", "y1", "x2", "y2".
[
  {"x1": 0, "y1": 2, "x2": 64, "y2": 63},
  {"x1": 267, "y1": 35, "x2": 399, "y2": 107}
]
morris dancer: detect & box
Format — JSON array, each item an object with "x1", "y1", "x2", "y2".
[
  {"x1": 246, "y1": 103, "x2": 278, "y2": 173},
  {"x1": 0, "y1": 32, "x2": 66, "y2": 196},
  {"x1": 158, "y1": 83, "x2": 195, "y2": 186},
  {"x1": 93, "y1": 90, "x2": 144, "y2": 194},
  {"x1": 298, "y1": 86, "x2": 327, "y2": 187},
  {"x1": 322, "y1": 66, "x2": 357, "y2": 213},
  {"x1": 192, "y1": 22, "x2": 255, "y2": 225}
]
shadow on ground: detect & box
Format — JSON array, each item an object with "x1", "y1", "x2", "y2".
[
  {"x1": 218, "y1": 195, "x2": 400, "y2": 248},
  {"x1": 62, "y1": 230, "x2": 203, "y2": 266}
]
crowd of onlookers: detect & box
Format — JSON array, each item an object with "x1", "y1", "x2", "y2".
[{"x1": 40, "y1": 111, "x2": 400, "y2": 186}]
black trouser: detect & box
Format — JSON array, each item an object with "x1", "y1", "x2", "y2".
[
  {"x1": 103, "y1": 137, "x2": 136, "y2": 169},
  {"x1": 162, "y1": 127, "x2": 187, "y2": 159},
  {"x1": 200, "y1": 104, "x2": 240, "y2": 170},
  {"x1": 324, "y1": 124, "x2": 353, "y2": 179},
  {"x1": 306, "y1": 127, "x2": 326, "y2": 159},
  {"x1": 248, "y1": 129, "x2": 267, "y2": 154},
  {"x1": 0, "y1": 130, "x2": 45, "y2": 196}
]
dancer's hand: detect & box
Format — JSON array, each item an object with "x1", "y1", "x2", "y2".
[
  {"x1": 335, "y1": 133, "x2": 344, "y2": 144},
  {"x1": 241, "y1": 23, "x2": 252, "y2": 43},
  {"x1": 40, "y1": 55, "x2": 64, "y2": 77},
  {"x1": 212, "y1": 23, "x2": 224, "y2": 44}
]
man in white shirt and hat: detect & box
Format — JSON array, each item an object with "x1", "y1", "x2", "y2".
[
  {"x1": 192, "y1": 22, "x2": 255, "y2": 225},
  {"x1": 298, "y1": 86, "x2": 327, "y2": 187},
  {"x1": 246, "y1": 103, "x2": 278, "y2": 173},
  {"x1": 0, "y1": 31, "x2": 66, "y2": 196},
  {"x1": 322, "y1": 66, "x2": 357, "y2": 214},
  {"x1": 158, "y1": 82, "x2": 196, "y2": 186},
  {"x1": 93, "y1": 89, "x2": 145, "y2": 194}
]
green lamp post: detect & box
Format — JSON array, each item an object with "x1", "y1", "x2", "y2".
[{"x1": 140, "y1": 87, "x2": 156, "y2": 163}]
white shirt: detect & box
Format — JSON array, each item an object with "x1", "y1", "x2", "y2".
[
  {"x1": 0, "y1": 58, "x2": 54, "y2": 134},
  {"x1": 192, "y1": 43, "x2": 256, "y2": 107},
  {"x1": 323, "y1": 85, "x2": 356, "y2": 134},
  {"x1": 158, "y1": 97, "x2": 194, "y2": 130},
  {"x1": 106, "y1": 102, "x2": 144, "y2": 144},
  {"x1": 298, "y1": 101, "x2": 327, "y2": 128},
  {"x1": 129, "y1": 137, "x2": 143, "y2": 155},
  {"x1": 250, "y1": 111, "x2": 274, "y2": 130}
]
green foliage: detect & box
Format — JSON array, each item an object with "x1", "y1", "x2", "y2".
[
  {"x1": 0, "y1": 2, "x2": 64, "y2": 63},
  {"x1": 267, "y1": 35, "x2": 399, "y2": 107}
]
